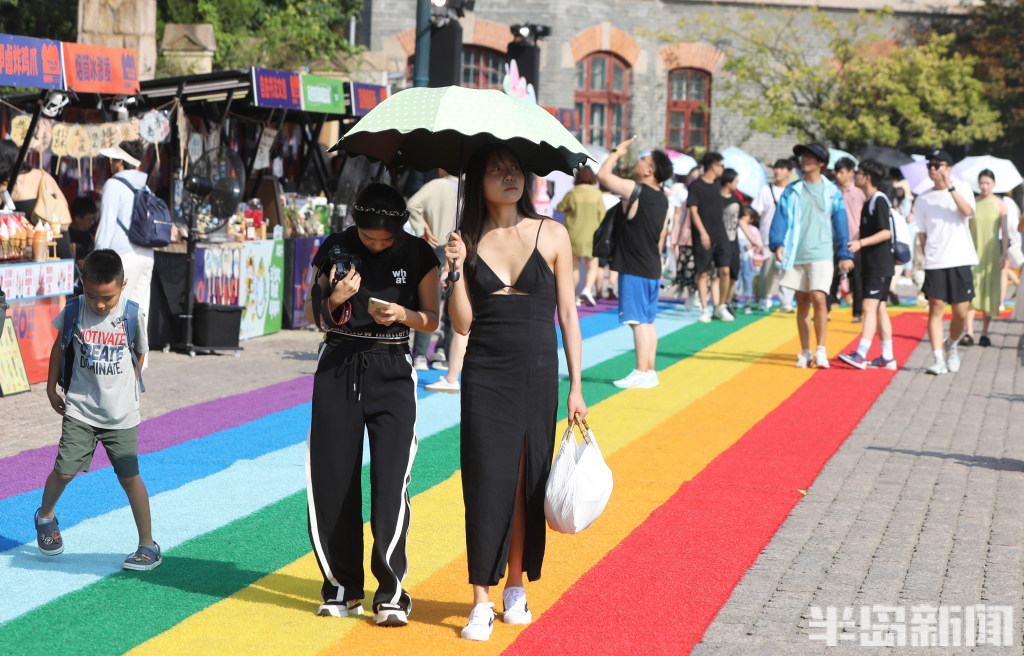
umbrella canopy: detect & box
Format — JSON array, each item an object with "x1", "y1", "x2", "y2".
[
  {"x1": 899, "y1": 160, "x2": 966, "y2": 196},
  {"x1": 952, "y1": 155, "x2": 1023, "y2": 194},
  {"x1": 828, "y1": 148, "x2": 858, "y2": 170},
  {"x1": 664, "y1": 149, "x2": 699, "y2": 177},
  {"x1": 722, "y1": 146, "x2": 768, "y2": 199},
  {"x1": 329, "y1": 86, "x2": 590, "y2": 176},
  {"x1": 583, "y1": 144, "x2": 610, "y2": 173},
  {"x1": 858, "y1": 146, "x2": 913, "y2": 169}
]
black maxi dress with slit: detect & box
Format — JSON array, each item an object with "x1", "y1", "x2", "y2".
[{"x1": 461, "y1": 219, "x2": 558, "y2": 586}]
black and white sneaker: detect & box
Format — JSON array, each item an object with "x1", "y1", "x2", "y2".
[
  {"x1": 317, "y1": 598, "x2": 364, "y2": 617},
  {"x1": 461, "y1": 602, "x2": 495, "y2": 640},
  {"x1": 502, "y1": 586, "x2": 532, "y2": 624},
  {"x1": 374, "y1": 603, "x2": 409, "y2": 627}
]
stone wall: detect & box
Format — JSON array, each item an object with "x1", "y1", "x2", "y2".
[
  {"x1": 77, "y1": 0, "x2": 157, "y2": 81},
  {"x1": 365, "y1": 0, "x2": 919, "y2": 165}
]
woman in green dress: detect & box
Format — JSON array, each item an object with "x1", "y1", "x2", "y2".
[
  {"x1": 556, "y1": 166, "x2": 607, "y2": 306},
  {"x1": 966, "y1": 169, "x2": 1010, "y2": 346}
]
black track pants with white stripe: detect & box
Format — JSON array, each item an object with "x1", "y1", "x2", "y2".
[{"x1": 306, "y1": 339, "x2": 418, "y2": 614}]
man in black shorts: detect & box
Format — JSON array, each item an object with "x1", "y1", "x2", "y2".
[
  {"x1": 912, "y1": 149, "x2": 978, "y2": 375},
  {"x1": 838, "y1": 159, "x2": 897, "y2": 370},
  {"x1": 687, "y1": 151, "x2": 732, "y2": 322}
]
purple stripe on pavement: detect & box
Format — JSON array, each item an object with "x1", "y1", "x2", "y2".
[{"x1": 0, "y1": 376, "x2": 313, "y2": 501}]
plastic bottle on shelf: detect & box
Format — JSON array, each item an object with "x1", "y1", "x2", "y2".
[{"x1": 32, "y1": 222, "x2": 47, "y2": 262}]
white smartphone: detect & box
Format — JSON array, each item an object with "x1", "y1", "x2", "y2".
[{"x1": 368, "y1": 297, "x2": 391, "y2": 313}]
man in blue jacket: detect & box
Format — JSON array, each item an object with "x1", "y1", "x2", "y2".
[{"x1": 769, "y1": 143, "x2": 854, "y2": 368}]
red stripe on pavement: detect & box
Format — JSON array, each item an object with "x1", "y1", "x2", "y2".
[{"x1": 505, "y1": 312, "x2": 927, "y2": 655}]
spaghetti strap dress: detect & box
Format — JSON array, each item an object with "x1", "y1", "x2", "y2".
[{"x1": 461, "y1": 219, "x2": 558, "y2": 586}]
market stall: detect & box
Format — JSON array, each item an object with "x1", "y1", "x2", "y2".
[
  {"x1": 134, "y1": 67, "x2": 388, "y2": 347},
  {"x1": 1, "y1": 34, "x2": 138, "y2": 382}
]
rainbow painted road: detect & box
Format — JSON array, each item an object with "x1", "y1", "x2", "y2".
[{"x1": 0, "y1": 301, "x2": 928, "y2": 655}]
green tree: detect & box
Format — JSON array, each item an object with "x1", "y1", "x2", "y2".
[
  {"x1": 158, "y1": 0, "x2": 362, "y2": 72},
  {"x1": 944, "y1": 0, "x2": 1024, "y2": 154},
  {"x1": 675, "y1": 7, "x2": 1002, "y2": 150},
  {"x1": 824, "y1": 33, "x2": 1002, "y2": 150},
  {"x1": 0, "y1": 0, "x2": 77, "y2": 43}
]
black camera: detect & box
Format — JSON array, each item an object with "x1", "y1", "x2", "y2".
[{"x1": 321, "y1": 245, "x2": 361, "y2": 286}]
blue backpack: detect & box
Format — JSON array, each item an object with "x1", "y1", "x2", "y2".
[
  {"x1": 112, "y1": 177, "x2": 173, "y2": 248},
  {"x1": 58, "y1": 295, "x2": 145, "y2": 394}
]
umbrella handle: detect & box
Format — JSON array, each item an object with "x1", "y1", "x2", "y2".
[{"x1": 447, "y1": 260, "x2": 460, "y2": 283}]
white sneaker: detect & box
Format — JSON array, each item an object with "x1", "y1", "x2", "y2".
[
  {"x1": 412, "y1": 355, "x2": 429, "y2": 371},
  {"x1": 425, "y1": 378, "x2": 460, "y2": 393},
  {"x1": 579, "y1": 289, "x2": 597, "y2": 306},
  {"x1": 462, "y1": 602, "x2": 495, "y2": 641},
  {"x1": 759, "y1": 299, "x2": 772, "y2": 313},
  {"x1": 502, "y1": 587, "x2": 532, "y2": 624},
  {"x1": 713, "y1": 304, "x2": 735, "y2": 322},
  {"x1": 944, "y1": 339, "x2": 961, "y2": 373},
  {"x1": 317, "y1": 598, "x2": 364, "y2": 617},
  {"x1": 374, "y1": 603, "x2": 408, "y2": 627},
  {"x1": 613, "y1": 369, "x2": 643, "y2": 388},
  {"x1": 926, "y1": 358, "x2": 948, "y2": 375},
  {"x1": 635, "y1": 370, "x2": 659, "y2": 388},
  {"x1": 698, "y1": 309, "x2": 712, "y2": 323},
  {"x1": 795, "y1": 351, "x2": 811, "y2": 368},
  {"x1": 814, "y1": 349, "x2": 830, "y2": 369}
]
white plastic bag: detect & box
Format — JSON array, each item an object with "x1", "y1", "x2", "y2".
[{"x1": 544, "y1": 419, "x2": 613, "y2": 534}]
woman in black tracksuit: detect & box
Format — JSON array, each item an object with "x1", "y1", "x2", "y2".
[{"x1": 303, "y1": 183, "x2": 439, "y2": 627}]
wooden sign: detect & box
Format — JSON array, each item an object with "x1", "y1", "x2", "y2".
[{"x1": 0, "y1": 319, "x2": 30, "y2": 396}]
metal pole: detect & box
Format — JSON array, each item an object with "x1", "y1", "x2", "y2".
[{"x1": 413, "y1": 0, "x2": 431, "y2": 88}]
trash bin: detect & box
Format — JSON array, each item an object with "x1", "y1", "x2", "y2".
[{"x1": 193, "y1": 303, "x2": 243, "y2": 348}]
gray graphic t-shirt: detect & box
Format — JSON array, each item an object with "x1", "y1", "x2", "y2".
[{"x1": 52, "y1": 297, "x2": 149, "y2": 429}]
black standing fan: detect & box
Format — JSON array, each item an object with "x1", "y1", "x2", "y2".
[{"x1": 174, "y1": 146, "x2": 246, "y2": 356}]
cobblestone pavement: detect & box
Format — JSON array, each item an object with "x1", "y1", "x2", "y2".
[
  {"x1": 0, "y1": 327, "x2": 323, "y2": 459},
  {"x1": 693, "y1": 318, "x2": 1024, "y2": 655}
]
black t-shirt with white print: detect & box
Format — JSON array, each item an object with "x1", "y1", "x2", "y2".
[{"x1": 311, "y1": 226, "x2": 439, "y2": 341}]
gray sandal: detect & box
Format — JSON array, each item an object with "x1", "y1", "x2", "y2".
[{"x1": 123, "y1": 543, "x2": 162, "y2": 570}]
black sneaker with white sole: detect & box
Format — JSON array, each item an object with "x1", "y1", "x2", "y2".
[
  {"x1": 374, "y1": 603, "x2": 409, "y2": 627},
  {"x1": 318, "y1": 599, "x2": 364, "y2": 617}
]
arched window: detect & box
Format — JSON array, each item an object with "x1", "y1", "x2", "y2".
[
  {"x1": 574, "y1": 53, "x2": 629, "y2": 149},
  {"x1": 666, "y1": 68, "x2": 711, "y2": 150},
  {"x1": 462, "y1": 46, "x2": 504, "y2": 90}
]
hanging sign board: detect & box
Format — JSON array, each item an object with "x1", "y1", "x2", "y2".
[
  {"x1": 62, "y1": 42, "x2": 139, "y2": 95},
  {"x1": 349, "y1": 82, "x2": 388, "y2": 117},
  {"x1": 0, "y1": 33, "x2": 63, "y2": 89},
  {"x1": 0, "y1": 319, "x2": 30, "y2": 396},
  {"x1": 252, "y1": 127, "x2": 278, "y2": 171},
  {"x1": 251, "y1": 67, "x2": 302, "y2": 110},
  {"x1": 300, "y1": 74, "x2": 347, "y2": 114}
]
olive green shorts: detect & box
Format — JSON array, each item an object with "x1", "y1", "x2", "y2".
[{"x1": 54, "y1": 415, "x2": 140, "y2": 478}]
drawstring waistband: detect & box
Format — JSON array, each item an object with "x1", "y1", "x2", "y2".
[{"x1": 342, "y1": 351, "x2": 371, "y2": 402}]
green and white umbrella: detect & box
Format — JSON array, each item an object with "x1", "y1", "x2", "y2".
[{"x1": 330, "y1": 86, "x2": 590, "y2": 176}]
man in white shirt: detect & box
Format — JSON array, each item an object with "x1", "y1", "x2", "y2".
[
  {"x1": 913, "y1": 149, "x2": 978, "y2": 375},
  {"x1": 94, "y1": 141, "x2": 154, "y2": 325},
  {"x1": 751, "y1": 159, "x2": 795, "y2": 312}
]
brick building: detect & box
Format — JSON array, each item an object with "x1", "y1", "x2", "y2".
[{"x1": 356, "y1": 0, "x2": 967, "y2": 164}]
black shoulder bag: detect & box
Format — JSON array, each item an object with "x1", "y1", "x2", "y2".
[{"x1": 593, "y1": 183, "x2": 642, "y2": 266}]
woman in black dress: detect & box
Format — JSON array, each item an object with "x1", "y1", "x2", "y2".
[{"x1": 445, "y1": 145, "x2": 587, "y2": 641}]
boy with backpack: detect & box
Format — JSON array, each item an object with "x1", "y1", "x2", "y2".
[
  {"x1": 37, "y1": 249, "x2": 159, "y2": 570},
  {"x1": 838, "y1": 159, "x2": 897, "y2": 370}
]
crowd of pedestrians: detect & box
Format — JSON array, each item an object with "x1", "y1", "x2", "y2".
[{"x1": 25, "y1": 129, "x2": 1023, "y2": 646}]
